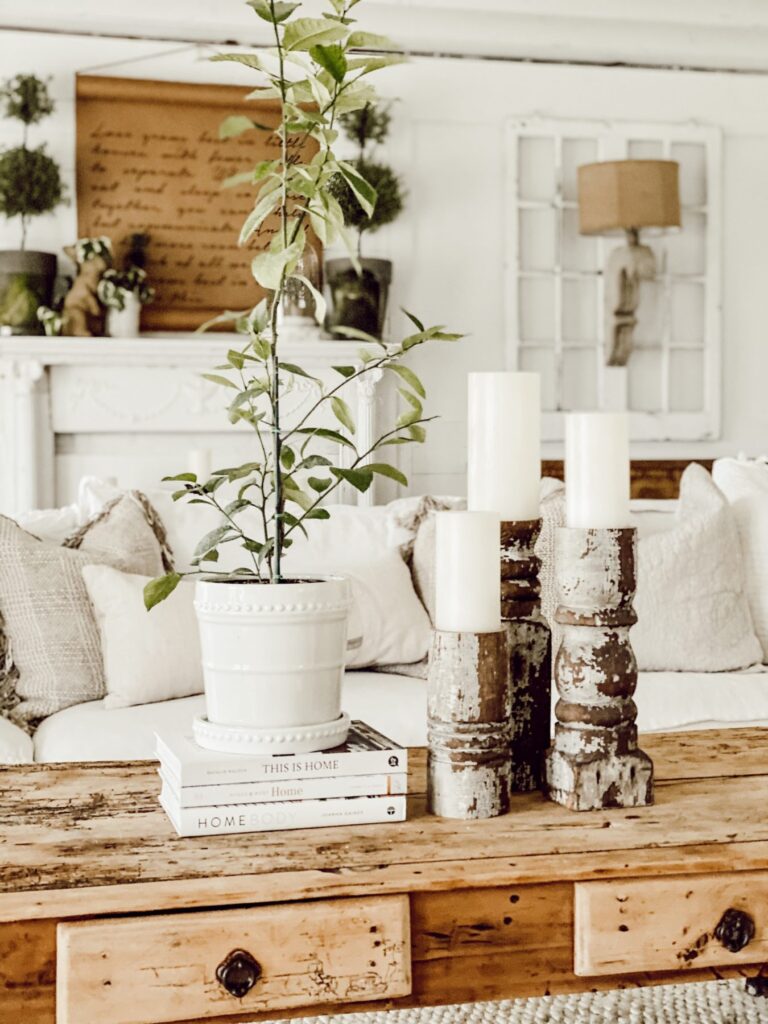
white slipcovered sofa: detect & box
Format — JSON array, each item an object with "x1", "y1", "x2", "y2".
[{"x1": 2, "y1": 457, "x2": 768, "y2": 765}]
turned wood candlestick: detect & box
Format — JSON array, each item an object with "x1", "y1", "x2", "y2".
[
  {"x1": 427, "y1": 628, "x2": 511, "y2": 819},
  {"x1": 545, "y1": 527, "x2": 653, "y2": 811},
  {"x1": 501, "y1": 519, "x2": 552, "y2": 792}
]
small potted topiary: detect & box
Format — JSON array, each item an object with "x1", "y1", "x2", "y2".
[
  {"x1": 325, "y1": 102, "x2": 404, "y2": 339},
  {"x1": 0, "y1": 75, "x2": 66, "y2": 334},
  {"x1": 98, "y1": 235, "x2": 156, "y2": 338}
]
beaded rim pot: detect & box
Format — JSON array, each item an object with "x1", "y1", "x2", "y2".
[{"x1": 192, "y1": 575, "x2": 352, "y2": 755}]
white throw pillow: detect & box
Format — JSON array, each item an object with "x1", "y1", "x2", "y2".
[
  {"x1": 631, "y1": 464, "x2": 763, "y2": 672},
  {"x1": 279, "y1": 506, "x2": 432, "y2": 668},
  {"x1": 82, "y1": 565, "x2": 203, "y2": 709},
  {"x1": 17, "y1": 503, "x2": 82, "y2": 544},
  {"x1": 0, "y1": 714, "x2": 34, "y2": 764},
  {"x1": 712, "y1": 456, "x2": 768, "y2": 662}
]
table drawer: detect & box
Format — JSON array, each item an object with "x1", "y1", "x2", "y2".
[
  {"x1": 56, "y1": 894, "x2": 411, "y2": 1024},
  {"x1": 575, "y1": 872, "x2": 768, "y2": 976}
]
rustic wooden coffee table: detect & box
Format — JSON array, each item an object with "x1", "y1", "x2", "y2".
[{"x1": 2, "y1": 727, "x2": 768, "y2": 1024}]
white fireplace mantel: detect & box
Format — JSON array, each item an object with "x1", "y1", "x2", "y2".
[{"x1": 0, "y1": 333, "x2": 400, "y2": 518}]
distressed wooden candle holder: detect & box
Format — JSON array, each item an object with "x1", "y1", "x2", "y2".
[
  {"x1": 500, "y1": 519, "x2": 552, "y2": 793},
  {"x1": 545, "y1": 527, "x2": 654, "y2": 811},
  {"x1": 427, "y1": 628, "x2": 511, "y2": 819}
]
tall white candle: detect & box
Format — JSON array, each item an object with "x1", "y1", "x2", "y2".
[
  {"x1": 188, "y1": 448, "x2": 212, "y2": 482},
  {"x1": 434, "y1": 510, "x2": 501, "y2": 633},
  {"x1": 565, "y1": 412, "x2": 630, "y2": 529},
  {"x1": 467, "y1": 372, "x2": 541, "y2": 521}
]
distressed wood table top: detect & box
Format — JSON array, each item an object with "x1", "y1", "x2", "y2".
[{"x1": 1, "y1": 727, "x2": 768, "y2": 924}]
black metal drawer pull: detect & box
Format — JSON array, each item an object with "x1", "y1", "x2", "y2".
[
  {"x1": 715, "y1": 908, "x2": 755, "y2": 953},
  {"x1": 216, "y1": 948, "x2": 263, "y2": 998}
]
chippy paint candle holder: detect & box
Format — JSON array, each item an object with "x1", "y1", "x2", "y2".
[
  {"x1": 545, "y1": 526, "x2": 653, "y2": 811},
  {"x1": 500, "y1": 518, "x2": 552, "y2": 793},
  {"x1": 427, "y1": 628, "x2": 511, "y2": 819}
]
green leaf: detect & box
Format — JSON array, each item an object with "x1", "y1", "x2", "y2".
[
  {"x1": 247, "y1": 0, "x2": 299, "y2": 22},
  {"x1": 346, "y1": 54, "x2": 407, "y2": 75},
  {"x1": 224, "y1": 499, "x2": 251, "y2": 516},
  {"x1": 347, "y1": 30, "x2": 399, "y2": 49},
  {"x1": 402, "y1": 308, "x2": 425, "y2": 332},
  {"x1": 222, "y1": 161, "x2": 279, "y2": 190},
  {"x1": 337, "y1": 160, "x2": 376, "y2": 217},
  {"x1": 367, "y1": 462, "x2": 408, "y2": 487},
  {"x1": 283, "y1": 484, "x2": 313, "y2": 511},
  {"x1": 144, "y1": 573, "x2": 182, "y2": 611},
  {"x1": 331, "y1": 466, "x2": 373, "y2": 493},
  {"x1": 227, "y1": 462, "x2": 262, "y2": 481},
  {"x1": 251, "y1": 238, "x2": 303, "y2": 290},
  {"x1": 228, "y1": 348, "x2": 245, "y2": 369},
  {"x1": 282, "y1": 17, "x2": 347, "y2": 51},
  {"x1": 398, "y1": 387, "x2": 423, "y2": 416},
  {"x1": 194, "y1": 526, "x2": 234, "y2": 558},
  {"x1": 408, "y1": 423, "x2": 427, "y2": 442},
  {"x1": 330, "y1": 395, "x2": 356, "y2": 434},
  {"x1": 396, "y1": 409, "x2": 421, "y2": 429},
  {"x1": 305, "y1": 507, "x2": 331, "y2": 520},
  {"x1": 239, "y1": 184, "x2": 281, "y2": 245},
  {"x1": 211, "y1": 52, "x2": 273, "y2": 72},
  {"x1": 389, "y1": 363, "x2": 425, "y2": 398},
  {"x1": 310, "y1": 43, "x2": 347, "y2": 82},
  {"x1": 297, "y1": 454, "x2": 332, "y2": 470},
  {"x1": 202, "y1": 373, "x2": 238, "y2": 390},
  {"x1": 308, "y1": 475, "x2": 332, "y2": 492},
  {"x1": 219, "y1": 114, "x2": 273, "y2": 139},
  {"x1": 333, "y1": 324, "x2": 384, "y2": 346},
  {"x1": 163, "y1": 472, "x2": 198, "y2": 483},
  {"x1": 279, "y1": 361, "x2": 320, "y2": 382},
  {"x1": 291, "y1": 272, "x2": 327, "y2": 325},
  {"x1": 201, "y1": 549, "x2": 220, "y2": 563},
  {"x1": 332, "y1": 365, "x2": 356, "y2": 379},
  {"x1": 281, "y1": 446, "x2": 296, "y2": 470},
  {"x1": 293, "y1": 426, "x2": 357, "y2": 451}
]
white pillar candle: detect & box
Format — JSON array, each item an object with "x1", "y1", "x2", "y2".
[
  {"x1": 188, "y1": 448, "x2": 212, "y2": 482},
  {"x1": 467, "y1": 372, "x2": 541, "y2": 521},
  {"x1": 434, "y1": 510, "x2": 501, "y2": 633},
  {"x1": 565, "y1": 412, "x2": 630, "y2": 529}
]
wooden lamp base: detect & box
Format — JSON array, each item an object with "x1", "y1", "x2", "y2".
[{"x1": 545, "y1": 527, "x2": 653, "y2": 812}]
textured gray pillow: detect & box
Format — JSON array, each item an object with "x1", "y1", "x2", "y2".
[{"x1": 0, "y1": 492, "x2": 172, "y2": 727}]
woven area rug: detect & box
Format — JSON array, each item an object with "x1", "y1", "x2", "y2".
[{"x1": 272, "y1": 982, "x2": 768, "y2": 1024}]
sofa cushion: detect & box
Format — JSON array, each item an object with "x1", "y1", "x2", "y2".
[
  {"x1": 713, "y1": 456, "x2": 768, "y2": 662},
  {"x1": 82, "y1": 566, "x2": 203, "y2": 709},
  {"x1": 632, "y1": 464, "x2": 762, "y2": 672},
  {"x1": 0, "y1": 714, "x2": 34, "y2": 764},
  {"x1": 0, "y1": 493, "x2": 171, "y2": 725},
  {"x1": 33, "y1": 670, "x2": 429, "y2": 762}
]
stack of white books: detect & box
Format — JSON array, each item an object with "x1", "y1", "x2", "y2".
[{"x1": 156, "y1": 720, "x2": 408, "y2": 837}]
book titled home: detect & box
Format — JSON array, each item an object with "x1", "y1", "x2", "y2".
[
  {"x1": 160, "y1": 792, "x2": 407, "y2": 837},
  {"x1": 155, "y1": 720, "x2": 407, "y2": 788},
  {"x1": 159, "y1": 768, "x2": 407, "y2": 808}
]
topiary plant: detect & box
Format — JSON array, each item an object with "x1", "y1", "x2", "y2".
[
  {"x1": 0, "y1": 75, "x2": 65, "y2": 248},
  {"x1": 328, "y1": 102, "x2": 404, "y2": 255}
]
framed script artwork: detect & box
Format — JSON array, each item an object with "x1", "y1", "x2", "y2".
[
  {"x1": 505, "y1": 116, "x2": 722, "y2": 442},
  {"x1": 75, "y1": 75, "x2": 317, "y2": 331}
]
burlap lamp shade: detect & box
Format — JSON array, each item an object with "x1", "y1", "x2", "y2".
[{"x1": 578, "y1": 160, "x2": 681, "y2": 235}]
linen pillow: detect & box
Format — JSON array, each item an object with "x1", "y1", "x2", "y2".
[
  {"x1": 16, "y1": 503, "x2": 82, "y2": 544},
  {"x1": 0, "y1": 492, "x2": 171, "y2": 725},
  {"x1": 80, "y1": 482, "x2": 432, "y2": 670},
  {"x1": 82, "y1": 566, "x2": 203, "y2": 709},
  {"x1": 712, "y1": 456, "x2": 768, "y2": 662},
  {"x1": 631, "y1": 464, "x2": 762, "y2": 672}
]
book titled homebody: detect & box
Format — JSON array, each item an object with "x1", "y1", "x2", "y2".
[
  {"x1": 155, "y1": 721, "x2": 407, "y2": 788},
  {"x1": 159, "y1": 768, "x2": 407, "y2": 808},
  {"x1": 160, "y1": 791, "x2": 407, "y2": 837}
]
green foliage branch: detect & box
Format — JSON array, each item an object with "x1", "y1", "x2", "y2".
[{"x1": 145, "y1": 0, "x2": 461, "y2": 609}]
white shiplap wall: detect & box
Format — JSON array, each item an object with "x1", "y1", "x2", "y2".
[{"x1": 1, "y1": 23, "x2": 768, "y2": 498}]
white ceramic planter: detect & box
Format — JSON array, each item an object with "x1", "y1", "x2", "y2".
[
  {"x1": 193, "y1": 576, "x2": 352, "y2": 754},
  {"x1": 106, "y1": 294, "x2": 141, "y2": 338}
]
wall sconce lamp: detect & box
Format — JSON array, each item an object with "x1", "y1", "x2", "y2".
[{"x1": 578, "y1": 160, "x2": 680, "y2": 367}]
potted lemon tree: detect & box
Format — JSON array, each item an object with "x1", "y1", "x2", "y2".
[{"x1": 146, "y1": 0, "x2": 461, "y2": 755}]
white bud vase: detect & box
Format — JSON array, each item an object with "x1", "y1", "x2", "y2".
[
  {"x1": 192, "y1": 576, "x2": 352, "y2": 755},
  {"x1": 106, "y1": 293, "x2": 141, "y2": 338}
]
